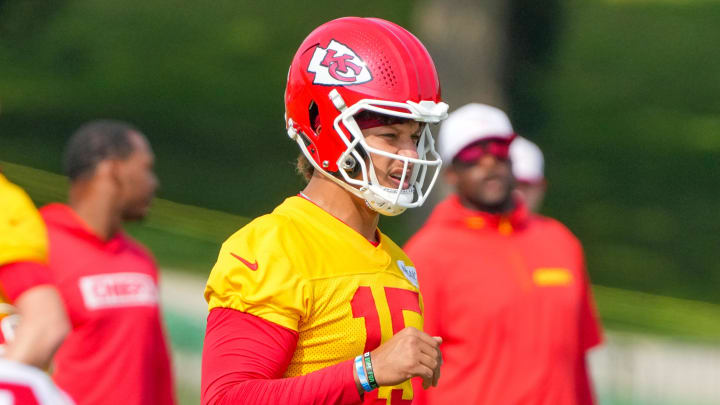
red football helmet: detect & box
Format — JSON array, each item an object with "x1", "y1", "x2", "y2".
[{"x1": 285, "y1": 17, "x2": 448, "y2": 215}]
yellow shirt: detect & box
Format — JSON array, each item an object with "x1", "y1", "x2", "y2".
[
  {"x1": 206, "y1": 196, "x2": 423, "y2": 402},
  {"x1": 0, "y1": 173, "x2": 48, "y2": 268}
]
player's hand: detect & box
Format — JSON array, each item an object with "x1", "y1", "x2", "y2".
[{"x1": 369, "y1": 326, "x2": 442, "y2": 389}]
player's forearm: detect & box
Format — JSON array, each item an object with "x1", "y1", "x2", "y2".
[
  {"x1": 202, "y1": 308, "x2": 362, "y2": 405},
  {"x1": 6, "y1": 285, "x2": 70, "y2": 368},
  {"x1": 206, "y1": 359, "x2": 361, "y2": 405}
]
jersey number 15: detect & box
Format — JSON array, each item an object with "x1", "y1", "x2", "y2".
[{"x1": 351, "y1": 286, "x2": 421, "y2": 405}]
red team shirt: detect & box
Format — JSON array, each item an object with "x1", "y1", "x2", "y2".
[
  {"x1": 40, "y1": 204, "x2": 175, "y2": 405},
  {"x1": 405, "y1": 195, "x2": 602, "y2": 405}
]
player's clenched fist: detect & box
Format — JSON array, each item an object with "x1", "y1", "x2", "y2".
[{"x1": 369, "y1": 326, "x2": 443, "y2": 389}]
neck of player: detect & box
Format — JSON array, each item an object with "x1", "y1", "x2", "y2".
[
  {"x1": 68, "y1": 177, "x2": 124, "y2": 242},
  {"x1": 301, "y1": 173, "x2": 380, "y2": 244}
]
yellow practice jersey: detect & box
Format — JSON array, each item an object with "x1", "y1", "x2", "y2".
[{"x1": 206, "y1": 196, "x2": 423, "y2": 403}]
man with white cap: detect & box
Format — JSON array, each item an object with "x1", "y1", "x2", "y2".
[
  {"x1": 405, "y1": 103, "x2": 603, "y2": 405},
  {"x1": 510, "y1": 136, "x2": 546, "y2": 212}
]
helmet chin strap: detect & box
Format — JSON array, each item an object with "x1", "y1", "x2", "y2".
[
  {"x1": 364, "y1": 186, "x2": 414, "y2": 216},
  {"x1": 364, "y1": 153, "x2": 415, "y2": 216}
]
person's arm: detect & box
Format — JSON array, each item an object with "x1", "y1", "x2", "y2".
[
  {"x1": 154, "y1": 320, "x2": 177, "y2": 405},
  {"x1": 202, "y1": 308, "x2": 443, "y2": 405},
  {"x1": 575, "y1": 355, "x2": 594, "y2": 405},
  {"x1": 0, "y1": 262, "x2": 70, "y2": 369},
  {"x1": 201, "y1": 307, "x2": 361, "y2": 405}
]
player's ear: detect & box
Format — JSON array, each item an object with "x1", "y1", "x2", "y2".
[{"x1": 95, "y1": 159, "x2": 122, "y2": 188}]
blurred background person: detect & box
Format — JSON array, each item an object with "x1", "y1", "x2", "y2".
[
  {"x1": 509, "y1": 135, "x2": 546, "y2": 213},
  {"x1": 0, "y1": 172, "x2": 73, "y2": 404},
  {"x1": 39, "y1": 120, "x2": 175, "y2": 405},
  {"x1": 405, "y1": 103, "x2": 602, "y2": 405}
]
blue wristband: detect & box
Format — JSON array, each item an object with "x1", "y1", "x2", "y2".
[{"x1": 355, "y1": 355, "x2": 373, "y2": 392}]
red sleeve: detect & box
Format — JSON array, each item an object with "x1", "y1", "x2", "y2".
[
  {"x1": 576, "y1": 251, "x2": 602, "y2": 405},
  {"x1": 201, "y1": 307, "x2": 362, "y2": 405},
  {"x1": 0, "y1": 262, "x2": 53, "y2": 302},
  {"x1": 155, "y1": 322, "x2": 177, "y2": 405},
  {"x1": 578, "y1": 264, "x2": 602, "y2": 352},
  {"x1": 575, "y1": 355, "x2": 595, "y2": 405}
]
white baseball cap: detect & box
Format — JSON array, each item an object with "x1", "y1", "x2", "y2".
[
  {"x1": 510, "y1": 135, "x2": 544, "y2": 183},
  {"x1": 438, "y1": 103, "x2": 515, "y2": 164}
]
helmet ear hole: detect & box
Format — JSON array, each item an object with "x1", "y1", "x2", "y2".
[
  {"x1": 308, "y1": 100, "x2": 320, "y2": 132},
  {"x1": 341, "y1": 156, "x2": 357, "y2": 171},
  {"x1": 341, "y1": 145, "x2": 368, "y2": 178}
]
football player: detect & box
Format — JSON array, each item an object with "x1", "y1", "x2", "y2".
[
  {"x1": 202, "y1": 17, "x2": 448, "y2": 404},
  {"x1": 0, "y1": 172, "x2": 72, "y2": 404}
]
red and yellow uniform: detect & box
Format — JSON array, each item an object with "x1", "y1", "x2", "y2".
[
  {"x1": 0, "y1": 173, "x2": 52, "y2": 348},
  {"x1": 205, "y1": 196, "x2": 423, "y2": 404}
]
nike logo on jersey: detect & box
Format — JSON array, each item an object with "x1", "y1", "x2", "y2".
[{"x1": 230, "y1": 253, "x2": 258, "y2": 271}]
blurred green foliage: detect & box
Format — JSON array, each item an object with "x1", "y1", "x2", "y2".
[
  {"x1": 507, "y1": 0, "x2": 720, "y2": 304},
  {"x1": 0, "y1": 0, "x2": 413, "y2": 213}
]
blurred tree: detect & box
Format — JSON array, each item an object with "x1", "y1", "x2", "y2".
[
  {"x1": 0, "y1": 0, "x2": 66, "y2": 39},
  {"x1": 504, "y1": 0, "x2": 563, "y2": 133},
  {"x1": 0, "y1": 0, "x2": 414, "y2": 215},
  {"x1": 404, "y1": 0, "x2": 513, "y2": 236}
]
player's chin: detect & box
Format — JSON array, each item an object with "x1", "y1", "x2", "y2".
[{"x1": 476, "y1": 187, "x2": 512, "y2": 207}]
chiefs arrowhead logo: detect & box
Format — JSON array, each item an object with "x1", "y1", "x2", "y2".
[{"x1": 308, "y1": 40, "x2": 373, "y2": 86}]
